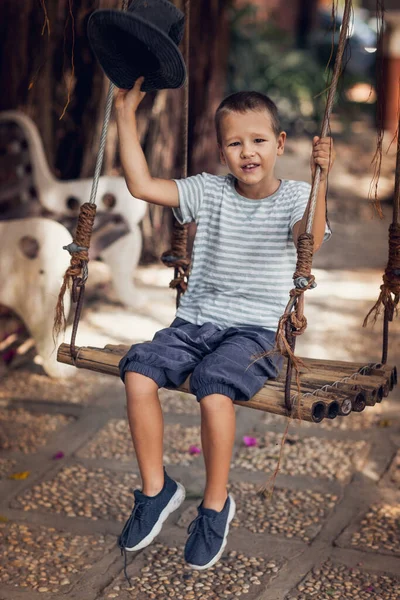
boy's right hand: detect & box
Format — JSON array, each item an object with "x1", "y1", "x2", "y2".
[
  {"x1": 115, "y1": 75, "x2": 179, "y2": 207},
  {"x1": 115, "y1": 76, "x2": 146, "y2": 115}
]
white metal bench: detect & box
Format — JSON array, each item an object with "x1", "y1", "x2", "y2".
[
  {"x1": 0, "y1": 111, "x2": 147, "y2": 376},
  {"x1": 0, "y1": 218, "x2": 73, "y2": 377},
  {"x1": 0, "y1": 110, "x2": 147, "y2": 309}
]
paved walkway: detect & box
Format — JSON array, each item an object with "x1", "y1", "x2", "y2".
[{"x1": 0, "y1": 262, "x2": 400, "y2": 600}]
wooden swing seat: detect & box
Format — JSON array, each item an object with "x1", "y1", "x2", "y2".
[{"x1": 57, "y1": 343, "x2": 397, "y2": 423}]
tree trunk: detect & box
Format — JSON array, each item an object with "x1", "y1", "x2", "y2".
[
  {"x1": 188, "y1": 0, "x2": 230, "y2": 175},
  {"x1": 134, "y1": 0, "x2": 231, "y2": 262},
  {"x1": 0, "y1": 0, "x2": 230, "y2": 261}
]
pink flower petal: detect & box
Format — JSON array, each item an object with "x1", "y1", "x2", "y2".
[
  {"x1": 243, "y1": 436, "x2": 258, "y2": 447},
  {"x1": 52, "y1": 451, "x2": 64, "y2": 460},
  {"x1": 188, "y1": 445, "x2": 201, "y2": 455}
]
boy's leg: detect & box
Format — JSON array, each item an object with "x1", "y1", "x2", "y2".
[
  {"x1": 200, "y1": 393, "x2": 236, "y2": 511},
  {"x1": 125, "y1": 372, "x2": 164, "y2": 496},
  {"x1": 119, "y1": 318, "x2": 206, "y2": 493},
  {"x1": 118, "y1": 370, "x2": 186, "y2": 557},
  {"x1": 184, "y1": 391, "x2": 236, "y2": 570},
  {"x1": 117, "y1": 319, "x2": 209, "y2": 557},
  {"x1": 183, "y1": 326, "x2": 278, "y2": 569}
]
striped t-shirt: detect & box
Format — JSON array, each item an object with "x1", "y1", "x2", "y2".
[{"x1": 173, "y1": 173, "x2": 331, "y2": 331}]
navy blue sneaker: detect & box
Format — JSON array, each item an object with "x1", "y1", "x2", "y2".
[
  {"x1": 184, "y1": 494, "x2": 236, "y2": 570},
  {"x1": 118, "y1": 470, "x2": 185, "y2": 553}
]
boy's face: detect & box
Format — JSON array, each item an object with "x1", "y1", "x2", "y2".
[{"x1": 218, "y1": 109, "x2": 286, "y2": 189}]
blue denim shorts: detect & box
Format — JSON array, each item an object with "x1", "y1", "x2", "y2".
[{"x1": 119, "y1": 317, "x2": 282, "y2": 402}]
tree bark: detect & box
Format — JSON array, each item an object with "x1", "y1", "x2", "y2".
[{"x1": 0, "y1": 0, "x2": 230, "y2": 261}]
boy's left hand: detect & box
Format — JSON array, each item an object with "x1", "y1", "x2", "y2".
[{"x1": 310, "y1": 136, "x2": 335, "y2": 182}]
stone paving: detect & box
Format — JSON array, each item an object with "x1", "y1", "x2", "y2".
[
  {"x1": 1, "y1": 262, "x2": 400, "y2": 600},
  {"x1": 1, "y1": 362, "x2": 400, "y2": 599}
]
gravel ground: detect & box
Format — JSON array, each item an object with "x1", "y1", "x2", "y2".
[
  {"x1": 286, "y1": 559, "x2": 400, "y2": 599},
  {"x1": 0, "y1": 522, "x2": 114, "y2": 593},
  {"x1": 232, "y1": 432, "x2": 369, "y2": 481},
  {"x1": 99, "y1": 544, "x2": 281, "y2": 600},
  {"x1": 0, "y1": 458, "x2": 16, "y2": 479},
  {"x1": 351, "y1": 503, "x2": 400, "y2": 556},
  {"x1": 0, "y1": 408, "x2": 73, "y2": 453},
  {"x1": 78, "y1": 420, "x2": 203, "y2": 467},
  {"x1": 12, "y1": 463, "x2": 139, "y2": 522},
  {"x1": 163, "y1": 424, "x2": 202, "y2": 466},
  {"x1": 178, "y1": 482, "x2": 338, "y2": 543},
  {"x1": 0, "y1": 369, "x2": 112, "y2": 404},
  {"x1": 230, "y1": 481, "x2": 337, "y2": 542},
  {"x1": 160, "y1": 389, "x2": 200, "y2": 415},
  {"x1": 77, "y1": 419, "x2": 136, "y2": 462}
]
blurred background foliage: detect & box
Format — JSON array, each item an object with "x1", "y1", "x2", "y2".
[{"x1": 227, "y1": 2, "x2": 377, "y2": 136}]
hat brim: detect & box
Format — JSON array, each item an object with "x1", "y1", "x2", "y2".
[{"x1": 88, "y1": 10, "x2": 186, "y2": 92}]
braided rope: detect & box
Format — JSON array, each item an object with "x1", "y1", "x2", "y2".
[
  {"x1": 161, "y1": 0, "x2": 191, "y2": 307},
  {"x1": 364, "y1": 110, "x2": 400, "y2": 354},
  {"x1": 273, "y1": 0, "x2": 353, "y2": 412}
]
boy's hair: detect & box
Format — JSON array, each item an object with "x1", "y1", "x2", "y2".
[{"x1": 215, "y1": 91, "x2": 281, "y2": 145}]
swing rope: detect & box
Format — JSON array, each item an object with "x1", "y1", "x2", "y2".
[
  {"x1": 161, "y1": 0, "x2": 191, "y2": 307},
  {"x1": 53, "y1": 0, "x2": 130, "y2": 357},
  {"x1": 364, "y1": 108, "x2": 400, "y2": 364},
  {"x1": 276, "y1": 0, "x2": 353, "y2": 410}
]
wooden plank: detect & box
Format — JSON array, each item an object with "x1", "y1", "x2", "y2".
[
  {"x1": 58, "y1": 343, "x2": 330, "y2": 422},
  {"x1": 57, "y1": 343, "x2": 396, "y2": 421}
]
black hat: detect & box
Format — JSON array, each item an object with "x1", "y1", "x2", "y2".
[{"x1": 87, "y1": 0, "x2": 186, "y2": 92}]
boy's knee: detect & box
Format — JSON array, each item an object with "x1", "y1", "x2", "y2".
[
  {"x1": 199, "y1": 393, "x2": 233, "y2": 411},
  {"x1": 125, "y1": 371, "x2": 158, "y2": 395}
]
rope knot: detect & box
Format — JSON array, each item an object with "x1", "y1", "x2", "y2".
[
  {"x1": 161, "y1": 220, "x2": 191, "y2": 299},
  {"x1": 290, "y1": 312, "x2": 308, "y2": 335},
  {"x1": 364, "y1": 223, "x2": 400, "y2": 327},
  {"x1": 53, "y1": 202, "x2": 97, "y2": 337}
]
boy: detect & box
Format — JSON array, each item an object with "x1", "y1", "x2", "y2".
[{"x1": 116, "y1": 77, "x2": 334, "y2": 570}]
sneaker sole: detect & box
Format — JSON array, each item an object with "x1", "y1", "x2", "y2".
[
  {"x1": 124, "y1": 482, "x2": 186, "y2": 552},
  {"x1": 187, "y1": 494, "x2": 236, "y2": 571}
]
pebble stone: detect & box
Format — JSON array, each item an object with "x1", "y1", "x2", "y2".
[
  {"x1": 0, "y1": 458, "x2": 16, "y2": 479},
  {"x1": 262, "y1": 405, "x2": 383, "y2": 431},
  {"x1": 232, "y1": 432, "x2": 369, "y2": 482},
  {"x1": 159, "y1": 389, "x2": 200, "y2": 416},
  {"x1": 77, "y1": 419, "x2": 135, "y2": 461},
  {"x1": 162, "y1": 424, "x2": 202, "y2": 466},
  {"x1": 0, "y1": 522, "x2": 113, "y2": 592},
  {"x1": 78, "y1": 420, "x2": 203, "y2": 467},
  {"x1": 0, "y1": 369, "x2": 110, "y2": 404},
  {"x1": 229, "y1": 481, "x2": 338, "y2": 542},
  {"x1": 99, "y1": 543, "x2": 281, "y2": 599},
  {"x1": 351, "y1": 503, "x2": 400, "y2": 555},
  {"x1": 287, "y1": 559, "x2": 400, "y2": 599},
  {"x1": 12, "y1": 463, "x2": 139, "y2": 522},
  {"x1": 0, "y1": 408, "x2": 73, "y2": 454}
]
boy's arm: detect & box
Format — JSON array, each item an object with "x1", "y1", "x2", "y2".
[
  {"x1": 115, "y1": 77, "x2": 179, "y2": 208},
  {"x1": 292, "y1": 136, "x2": 335, "y2": 252}
]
